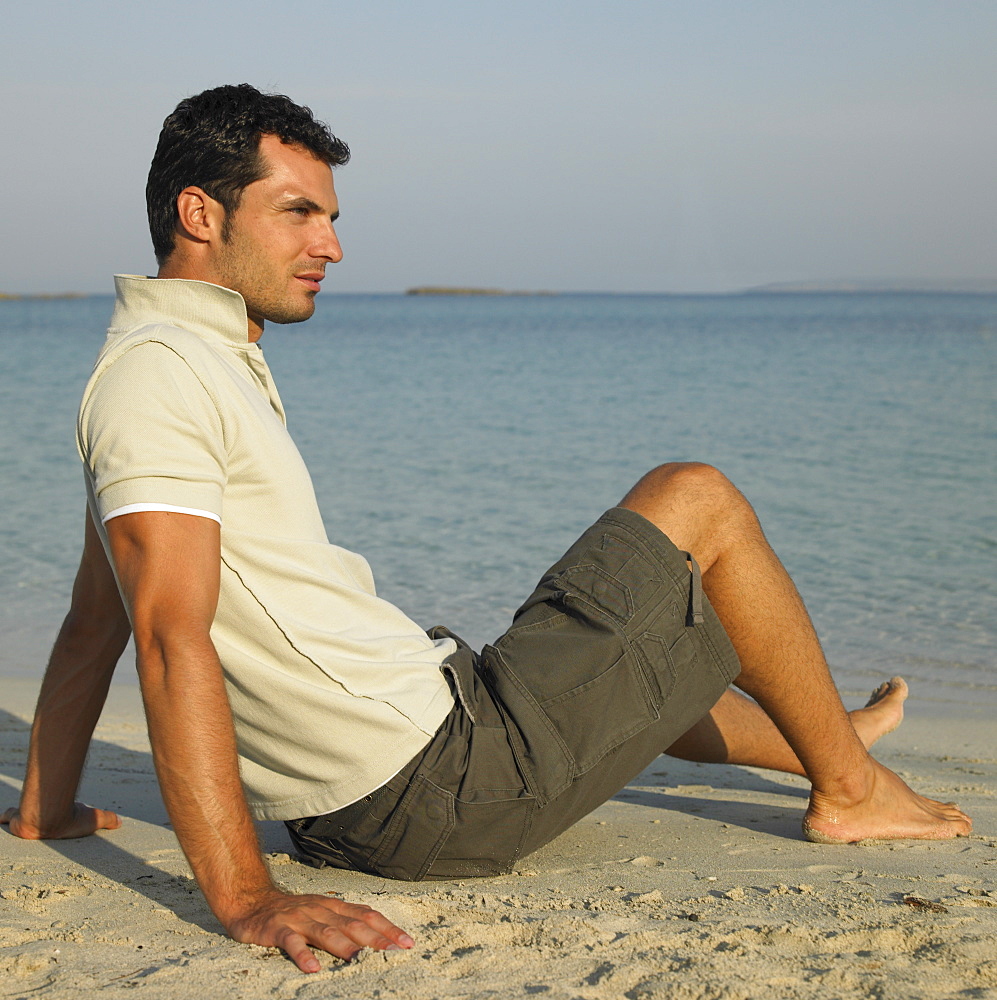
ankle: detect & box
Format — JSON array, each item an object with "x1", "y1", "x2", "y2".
[{"x1": 810, "y1": 755, "x2": 878, "y2": 806}]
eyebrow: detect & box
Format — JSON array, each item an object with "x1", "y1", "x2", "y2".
[{"x1": 281, "y1": 196, "x2": 339, "y2": 221}]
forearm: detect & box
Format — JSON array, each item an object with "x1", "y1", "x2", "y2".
[
  {"x1": 137, "y1": 633, "x2": 274, "y2": 923},
  {"x1": 18, "y1": 595, "x2": 131, "y2": 831}
]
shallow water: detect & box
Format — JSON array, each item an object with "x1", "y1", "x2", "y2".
[{"x1": 2, "y1": 292, "x2": 994, "y2": 704}]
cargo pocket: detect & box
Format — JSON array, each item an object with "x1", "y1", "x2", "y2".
[
  {"x1": 480, "y1": 580, "x2": 659, "y2": 805},
  {"x1": 540, "y1": 647, "x2": 658, "y2": 773},
  {"x1": 368, "y1": 774, "x2": 455, "y2": 881},
  {"x1": 425, "y1": 792, "x2": 536, "y2": 879}
]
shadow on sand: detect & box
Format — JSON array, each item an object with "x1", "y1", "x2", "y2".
[{"x1": 1, "y1": 703, "x2": 817, "y2": 919}]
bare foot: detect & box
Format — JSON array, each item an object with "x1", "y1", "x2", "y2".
[
  {"x1": 803, "y1": 758, "x2": 972, "y2": 844},
  {"x1": 849, "y1": 676, "x2": 908, "y2": 749}
]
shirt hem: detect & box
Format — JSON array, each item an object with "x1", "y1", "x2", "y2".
[{"x1": 245, "y1": 689, "x2": 455, "y2": 822}]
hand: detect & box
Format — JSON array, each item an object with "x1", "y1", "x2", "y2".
[
  {"x1": 225, "y1": 888, "x2": 415, "y2": 973},
  {"x1": 1, "y1": 802, "x2": 122, "y2": 840}
]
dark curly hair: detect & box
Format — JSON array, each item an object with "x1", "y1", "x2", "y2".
[{"x1": 146, "y1": 83, "x2": 350, "y2": 265}]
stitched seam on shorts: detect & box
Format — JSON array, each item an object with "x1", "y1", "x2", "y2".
[
  {"x1": 540, "y1": 653, "x2": 631, "y2": 708},
  {"x1": 453, "y1": 788, "x2": 526, "y2": 800},
  {"x1": 368, "y1": 774, "x2": 455, "y2": 879},
  {"x1": 596, "y1": 510, "x2": 688, "y2": 591},
  {"x1": 415, "y1": 778, "x2": 456, "y2": 880},
  {"x1": 509, "y1": 798, "x2": 536, "y2": 867},
  {"x1": 558, "y1": 588, "x2": 621, "y2": 627},
  {"x1": 484, "y1": 644, "x2": 573, "y2": 803},
  {"x1": 557, "y1": 589, "x2": 661, "y2": 716},
  {"x1": 630, "y1": 637, "x2": 673, "y2": 706},
  {"x1": 368, "y1": 774, "x2": 424, "y2": 869},
  {"x1": 487, "y1": 643, "x2": 574, "y2": 764},
  {"x1": 502, "y1": 609, "x2": 570, "y2": 638},
  {"x1": 560, "y1": 563, "x2": 636, "y2": 620}
]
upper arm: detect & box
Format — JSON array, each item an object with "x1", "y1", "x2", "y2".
[
  {"x1": 105, "y1": 510, "x2": 221, "y2": 647},
  {"x1": 57, "y1": 509, "x2": 131, "y2": 648},
  {"x1": 69, "y1": 508, "x2": 127, "y2": 619}
]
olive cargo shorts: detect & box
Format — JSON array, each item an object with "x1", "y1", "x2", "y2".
[{"x1": 286, "y1": 507, "x2": 740, "y2": 880}]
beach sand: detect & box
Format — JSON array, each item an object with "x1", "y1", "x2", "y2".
[{"x1": 2, "y1": 677, "x2": 994, "y2": 1000}]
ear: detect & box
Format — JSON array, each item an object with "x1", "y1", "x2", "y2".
[{"x1": 174, "y1": 186, "x2": 226, "y2": 246}]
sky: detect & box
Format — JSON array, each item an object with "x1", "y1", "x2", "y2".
[{"x1": 2, "y1": 1, "x2": 996, "y2": 294}]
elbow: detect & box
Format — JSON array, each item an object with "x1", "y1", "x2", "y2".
[
  {"x1": 59, "y1": 601, "x2": 131, "y2": 657},
  {"x1": 131, "y1": 617, "x2": 170, "y2": 679},
  {"x1": 131, "y1": 612, "x2": 215, "y2": 686}
]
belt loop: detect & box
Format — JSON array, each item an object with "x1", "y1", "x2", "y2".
[
  {"x1": 442, "y1": 659, "x2": 477, "y2": 724},
  {"x1": 683, "y1": 551, "x2": 705, "y2": 626}
]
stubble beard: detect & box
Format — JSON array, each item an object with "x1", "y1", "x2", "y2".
[{"x1": 216, "y1": 229, "x2": 318, "y2": 327}]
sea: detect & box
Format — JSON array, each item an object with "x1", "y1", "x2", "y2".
[{"x1": 1, "y1": 292, "x2": 994, "y2": 711}]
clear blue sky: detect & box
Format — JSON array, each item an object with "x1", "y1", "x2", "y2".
[{"x1": 3, "y1": 1, "x2": 995, "y2": 293}]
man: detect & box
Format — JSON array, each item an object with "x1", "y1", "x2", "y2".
[{"x1": 2, "y1": 84, "x2": 971, "y2": 974}]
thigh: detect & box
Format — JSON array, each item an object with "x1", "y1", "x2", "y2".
[{"x1": 479, "y1": 507, "x2": 740, "y2": 832}]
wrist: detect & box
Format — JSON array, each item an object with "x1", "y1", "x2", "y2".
[{"x1": 208, "y1": 878, "x2": 282, "y2": 927}]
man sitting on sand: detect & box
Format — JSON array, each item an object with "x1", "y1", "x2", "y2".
[{"x1": 2, "y1": 84, "x2": 971, "y2": 974}]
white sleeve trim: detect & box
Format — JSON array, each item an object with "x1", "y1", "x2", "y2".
[{"x1": 101, "y1": 503, "x2": 222, "y2": 525}]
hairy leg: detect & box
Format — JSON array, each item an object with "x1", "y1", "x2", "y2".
[
  {"x1": 622, "y1": 463, "x2": 971, "y2": 843},
  {"x1": 665, "y1": 678, "x2": 909, "y2": 776}
]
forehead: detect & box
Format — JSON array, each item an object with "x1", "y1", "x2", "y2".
[{"x1": 252, "y1": 134, "x2": 337, "y2": 204}]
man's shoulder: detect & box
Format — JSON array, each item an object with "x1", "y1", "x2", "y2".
[
  {"x1": 101, "y1": 319, "x2": 219, "y2": 366},
  {"x1": 89, "y1": 320, "x2": 233, "y2": 395},
  {"x1": 78, "y1": 321, "x2": 229, "y2": 461},
  {"x1": 80, "y1": 323, "x2": 227, "y2": 427}
]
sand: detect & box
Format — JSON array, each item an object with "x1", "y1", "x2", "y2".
[{"x1": 1, "y1": 677, "x2": 995, "y2": 1000}]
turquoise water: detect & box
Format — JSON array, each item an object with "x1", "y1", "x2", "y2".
[{"x1": 1, "y1": 293, "x2": 994, "y2": 705}]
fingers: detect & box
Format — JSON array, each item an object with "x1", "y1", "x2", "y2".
[
  {"x1": 303, "y1": 900, "x2": 413, "y2": 966},
  {"x1": 282, "y1": 916, "x2": 394, "y2": 973},
  {"x1": 228, "y1": 892, "x2": 415, "y2": 973},
  {"x1": 280, "y1": 930, "x2": 323, "y2": 974},
  {"x1": 324, "y1": 897, "x2": 415, "y2": 950}
]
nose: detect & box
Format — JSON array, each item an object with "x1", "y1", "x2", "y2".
[{"x1": 313, "y1": 220, "x2": 343, "y2": 264}]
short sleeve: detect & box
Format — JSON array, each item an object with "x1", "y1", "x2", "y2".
[{"x1": 79, "y1": 341, "x2": 227, "y2": 522}]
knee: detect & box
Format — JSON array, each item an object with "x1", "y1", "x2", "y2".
[
  {"x1": 635, "y1": 461, "x2": 740, "y2": 504},
  {"x1": 622, "y1": 462, "x2": 759, "y2": 545}
]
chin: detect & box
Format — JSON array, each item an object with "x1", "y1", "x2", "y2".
[{"x1": 266, "y1": 303, "x2": 317, "y2": 326}]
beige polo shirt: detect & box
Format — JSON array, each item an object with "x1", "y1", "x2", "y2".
[{"x1": 78, "y1": 275, "x2": 455, "y2": 820}]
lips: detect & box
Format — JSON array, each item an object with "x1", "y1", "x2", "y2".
[{"x1": 294, "y1": 271, "x2": 324, "y2": 293}]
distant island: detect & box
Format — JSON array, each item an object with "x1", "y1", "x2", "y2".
[
  {"x1": 0, "y1": 292, "x2": 88, "y2": 300},
  {"x1": 741, "y1": 279, "x2": 997, "y2": 294},
  {"x1": 406, "y1": 286, "x2": 556, "y2": 296}
]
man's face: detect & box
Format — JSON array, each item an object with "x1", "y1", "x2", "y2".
[{"x1": 212, "y1": 134, "x2": 342, "y2": 340}]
